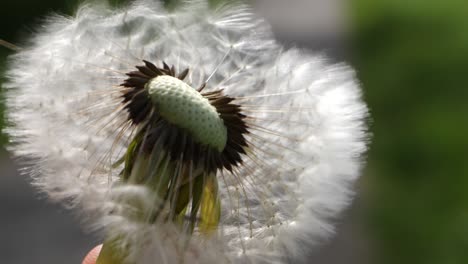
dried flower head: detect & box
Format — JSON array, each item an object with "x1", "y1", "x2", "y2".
[{"x1": 4, "y1": 0, "x2": 368, "y2": 263}]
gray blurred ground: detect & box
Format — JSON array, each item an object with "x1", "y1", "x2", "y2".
[
  {"x1": 0, "y1": 0, "x2": 370, "y2": 263},
  {"x1": 0, "y1": 150, "x2": 99, "y2": 263}
]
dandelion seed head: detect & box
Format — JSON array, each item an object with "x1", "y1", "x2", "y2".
[{"x1": 4, "y1": 0, "x2": 368, "y2": 263}]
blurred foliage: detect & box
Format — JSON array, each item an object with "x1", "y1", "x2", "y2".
[
  {"x1": 1, "y1": 0, "x2": 468, "y2": 263},
  {"x1": 352, "y1": 0, "x2": 468, "y2": 263}
]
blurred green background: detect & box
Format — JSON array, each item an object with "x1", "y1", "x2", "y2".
[
  {"x1": 353, "y1": 1, "x2": 468, "y2": 263},
  {"x1": 1, "y1": 0, "x2": 467, "y2": 263}
]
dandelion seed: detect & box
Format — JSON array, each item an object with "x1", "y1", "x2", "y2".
[{"x1": 4, "y1": 0, "x2": 368, "y2": 263}]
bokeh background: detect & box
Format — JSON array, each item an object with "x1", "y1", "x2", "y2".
[{"x1": 1, "y1": 0, "x2": 467, "y2": 263}]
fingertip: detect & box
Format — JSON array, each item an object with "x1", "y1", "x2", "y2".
[{"x1": 82, "y1": 244, "x2": 102, "y2": 264}]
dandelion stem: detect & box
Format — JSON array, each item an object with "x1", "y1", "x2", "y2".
[{"x1": 96, "y1": 237, "x2": 129, "y2": 264}]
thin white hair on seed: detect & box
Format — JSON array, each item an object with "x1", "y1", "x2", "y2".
[{"x1": 4, "y1": 0, "x2": 368, "y2": 263}]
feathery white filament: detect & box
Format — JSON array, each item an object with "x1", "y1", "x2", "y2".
[{"x1": 4, "y1": 0, "x2": 368, "y2": 263}]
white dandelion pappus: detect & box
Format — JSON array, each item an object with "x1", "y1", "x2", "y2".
[{"x1": 4, "y1": 0, "x2": 368, "y2": 263}]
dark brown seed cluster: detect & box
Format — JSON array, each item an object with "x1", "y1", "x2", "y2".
[{"x1": 120, "y1": 60, "x2": 249, "y2": 173}]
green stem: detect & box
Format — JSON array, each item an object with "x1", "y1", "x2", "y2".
[
  {"x1": 98, "y1": 130, "x2": 221, "y2": 263},
  {"x1": 96, "y1": 237, "x2": 130, "y2": 264}
]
